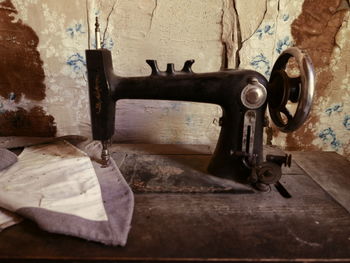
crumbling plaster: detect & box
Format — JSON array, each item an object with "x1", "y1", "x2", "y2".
[{"x1": 0, "y1": 0, "x2": 349, "y2": 159}]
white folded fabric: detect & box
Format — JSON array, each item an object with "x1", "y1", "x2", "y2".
[
  {"x1": 0, "y1": 140, "x2": 134, "y2": 246},
  {"x1": 0, "y1": 140, "x2": 107, "y2": 220}
]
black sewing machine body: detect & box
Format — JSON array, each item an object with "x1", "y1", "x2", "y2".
[{"x1": 86, "y1": 47, "x2": 315, "y2": 190}]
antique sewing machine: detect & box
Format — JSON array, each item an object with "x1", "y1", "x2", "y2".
[{"x1": 86, "y1": 18, "x2": 315, "y2": 191}]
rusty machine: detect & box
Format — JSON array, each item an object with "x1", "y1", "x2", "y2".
[{"x1": 86, "y1": 18, "x2": 315, "y2": 191}]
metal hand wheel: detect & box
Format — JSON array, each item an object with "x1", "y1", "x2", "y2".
[{"x1": 268, "y1": 47, "x2": 315, "y2": 132}]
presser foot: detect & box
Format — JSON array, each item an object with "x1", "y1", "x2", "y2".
[
  {"x1": 260, "y1": 154, "x2": 292, "y2": 196},
  {"x1": 243, "y1": 153, "x2": 292, "y2": 192}
]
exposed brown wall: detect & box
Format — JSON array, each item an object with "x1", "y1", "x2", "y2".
[
  {"x1": 0, "y1": 0, "x2": 56, "y2": 136},
  {"x1": 279, "y1": 0, "x2": 348, "y2": 150},
  {"x1": 0, "y1": 106, "x2": 56, "y2": 136}
]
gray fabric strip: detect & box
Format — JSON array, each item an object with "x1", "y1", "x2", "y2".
[
  {"x1": 16, "y1": 144, "x2": 134, "y2": 246},
  {"x1": 0, "y1": 148, "x2": 18, "y2": 171}
]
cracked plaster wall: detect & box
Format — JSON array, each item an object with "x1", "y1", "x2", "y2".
[{"x1": 0, "y1": 0, "x2": 349, "y2": 160}]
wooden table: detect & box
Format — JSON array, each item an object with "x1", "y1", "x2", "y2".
[{"x1": 0, "y1": 144, "x2": 349, "y2": 262}]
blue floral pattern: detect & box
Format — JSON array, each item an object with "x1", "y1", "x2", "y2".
[
  {"x1": 276, "y1": 36, "x2": 292, "y2": 54},
  {"x1": 66, "y1": 53, "x2": 86, "y2": 74},
  {"x1": 319, "y1": 128, "x2": 342, "y2": 150},
  {"x1": 250, "y1": 53, "x2": 271, "y2": 77},
  {"x1": 282, "y1": 14, "x2": 289, "y2": 21},
  {"x1": 255, "y1": 24, "x2": 275, "y2": 40},
  {"x1": 325, "y1": 103, "x2": 343, "y2": 116},
  {"x1": 343, "y1": 114, "x2": 350, "y2": 130},
  {"x1": 66, "y1": 23, "x2": 85, "y2": 38}
]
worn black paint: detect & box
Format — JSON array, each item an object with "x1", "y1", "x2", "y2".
[{"x1": 85, "y1": 49, "x2": 268, "y2": 182}]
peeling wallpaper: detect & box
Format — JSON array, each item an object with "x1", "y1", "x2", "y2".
[
  {"x1": 286, "y1": 0, "x2": 350, "y2": 157},
  {"x1": 0, "y1": 0, "x2": 349, "y2": 160},
  {"x1": 0, "y1": 0, "x2": 56, "y2": 136}
]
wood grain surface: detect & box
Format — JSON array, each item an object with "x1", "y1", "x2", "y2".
[{"x1": 0, "y1": 144, "x2": 349, "y2": 262}]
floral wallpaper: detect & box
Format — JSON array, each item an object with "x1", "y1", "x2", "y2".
[
  {"x1": 0, "y1": 0, "x2": 349, "y2": 160},
  {"x1": 238, "y1": 0, "x2": 350, "y2": 160}
]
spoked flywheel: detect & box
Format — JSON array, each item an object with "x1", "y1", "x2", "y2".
[{"x1": 268, "y1": 47, "x2": 315, "y2": 132}]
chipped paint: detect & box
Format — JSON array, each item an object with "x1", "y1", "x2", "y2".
[{"x1": 221, "y1": 0, "x2": 239, "y2": 68}]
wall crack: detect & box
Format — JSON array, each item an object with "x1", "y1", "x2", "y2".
[
  {"x1": 270, "y1": 0, "x2": 280, "y2": 61},
  {"x1": 221, "y1": 0, "x2": 268, "y2": 69},
  {"x1": 220, "y1": 0, "x2": 240, "y2": 69},
  {"x1": 86, "y1": 0, "x2": 91, "y2": 49},
  {"x1": 232, "y1": 0, "x2": 241, "y2": 69},
  {"x1": 102, "y1": 0, "x2": 117, "y2": 46},
  {"x1": 147, "y1": 0, "x2": 158, "y2": 37},
  {"x1": 241, "y1": 1, "x2": 267, "y2": 45}
]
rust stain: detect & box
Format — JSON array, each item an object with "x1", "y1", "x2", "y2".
[
  {"x1": 0, "y1": 0, "x2": 56, "y2": 137},
  {"x1": 276, "y1": 0, "x2": 348, "y2": 150},
  {"x1": 0, "y1": 106, "x2": 56, "y2": 137}
]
